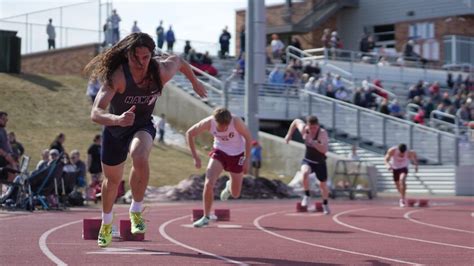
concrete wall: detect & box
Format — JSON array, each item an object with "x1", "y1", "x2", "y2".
[
  {"x1": 21, "y1": 43, "x2": 99, "y2": 76},
  {"x1": 455, "y1": 165, "x2": 474, "y2": 196}
]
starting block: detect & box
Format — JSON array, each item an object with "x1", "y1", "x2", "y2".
[
  {"x1": 406, "y1": 199, "x2": 429, "y2": 207},
  {"x1": 191, "y1": 209, "x2": 230, "y2": 221},
  {"x1": 296, "y1": 202, "x2": 323, "y2": 212},
  {"x1": 120, "y1": 220, "x2": 145, "y2": 241},
  {"x1": 82, "y1": 218, "x2": 102, "y2": 240}
]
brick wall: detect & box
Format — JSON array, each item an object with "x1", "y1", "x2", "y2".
[
  {"x1": 395, "y1": 15, "x2": 474, "y2": 63},
  {"x1": 21, "y1": 43, "x2": 100, "y2": 76}
]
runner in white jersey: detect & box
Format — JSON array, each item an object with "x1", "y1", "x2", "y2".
[
  {"x1": 384, "y1": 143, "x2": 418, "y2": 207},
  {"x1": 186, "y1": 107, "x2": 252, "y2": 227}
]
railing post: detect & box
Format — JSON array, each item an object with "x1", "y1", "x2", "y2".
[
  {"x1": 454, "y1": 136, "x2": 459, "y2": 166},
  {"x1": 350, "y1": 51, "x2": 354, "y2": 74},
  {"x1": 437, "y1": 133, "x2": 442, "y2": 164},
  {"x1": 308, "y1": 93, "x2": 312, "y2": 115},
  {"x1": 323, "y1": 47, "x2": 328, "y2": 61},
  {"x1": 409, "y1": 124, "x2": 414, "y2": 150},
  {"x1": 222, "y1": 80, "x2": 229, "y2": 109},
  {"x1": 382, "y1": 117, "x2": 387, "y2": 148},
  {"x1": 285, "y1": 86, "x2": 290, "y2": 119},
  {"x1": 332, "y1": 101, "x2": 336, "y2": 137},
  {"x1": 356, "y1": 109, "x2": 361, "y2": 140}
]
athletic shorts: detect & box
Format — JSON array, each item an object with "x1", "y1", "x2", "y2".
[
  {"x1": 393, "y1": 167, "x2": 408, "y2": 182},
  {"x1": 101, "y1": 123, "x2": 156, "y2": 166},
  {"x1": 209, "y1": 149, "x2": 245, "y2": 173},
  {"x1": 301, "y1": 159, "x2": 328, "y2": 182}
]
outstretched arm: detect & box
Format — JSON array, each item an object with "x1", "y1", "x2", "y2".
[
  {"x1": 159, "y1": 55, "x2": 207, "y2": 98},
  {"x1": 284, "y1": 119, "x2": 305, "y2": 143},
  {"x1": 186, "y1": 117, "x2": 211, "y2": 169},
  {"x1": 384, "y1": 148, "x2": 394, "y2": 171},
  {"x1": 234, "y1": 117, "x2": 253, "y2": 174}
]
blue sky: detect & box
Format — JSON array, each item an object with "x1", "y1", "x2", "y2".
[{"x1": 0, "y1": 0, "x2": 284, "y2": 54}]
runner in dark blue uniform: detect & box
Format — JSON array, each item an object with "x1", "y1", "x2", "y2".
[
  {"x1": 85, "y1": 32, "x2": 206, "y2": 248},
  {"x1": 285, "y1": 115, "x2": 331, "y2": 214}
]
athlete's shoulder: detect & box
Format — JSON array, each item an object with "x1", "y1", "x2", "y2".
[{"x1": 109, "y1": 66, "x2": 126, "y2": 92}]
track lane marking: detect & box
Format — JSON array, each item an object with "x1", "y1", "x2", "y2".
[
  {"x1": 333, "y1": 208, "x2": 474, "y2": 250},
  {"x1": 404, "y1": 209, "x2": 474, "y2": 234},
  {"x1": 254, "y1": 211, "x2": 420, "y2": 265}
]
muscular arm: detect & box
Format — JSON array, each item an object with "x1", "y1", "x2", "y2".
[
  {"x1": 186, "y1": 117, "x2": 211, "y2": 168},
  {"x1": 90, "y1": 83, "x2": 118, "y2": 126},
  {"x1": 284, "y1": 119, "x2": 305, "y2": 143},
  {"x1": 309, "y1": 129, "x2": 328, "y2": 154},
  {"x1": 384, "y1": 148, "x2": 395, "y2": 170},
  {"x1": 159, "y1": 55, "x2": 207, "y2": 98}
]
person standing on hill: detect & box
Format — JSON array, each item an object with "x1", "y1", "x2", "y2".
[
  {"x1": 84, "y1": 32, "x2": 206, "y2": 247},
  {"x1": 46, "y1": 18, "x2": 56, "y2": 50}
]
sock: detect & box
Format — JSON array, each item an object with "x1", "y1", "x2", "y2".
[
  {"x1": 102, "y1": 211, "x2": 113, "y2": 224},
  {"x1": 130, "y1": 200, "x2": 143, "y2": 213},
  {"x1": 323, "y1": 199, "x2": 328, "y2": 205},
  {"x1": 304, "y1": 190, "x2": 310, "y2": 197}
]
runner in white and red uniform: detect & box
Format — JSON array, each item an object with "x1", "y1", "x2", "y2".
[
  {"x1": 186, "y1": 107, "x2": 252, "y2": 227},
  {"x1": 384, "y1": 143, "x2": 418, "y2": 207}
]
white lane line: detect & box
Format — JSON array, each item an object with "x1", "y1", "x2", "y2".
[
  {"x1": 333, "y1": 208, "x2": 474, "y2": 250},
  {"x1": 404, "y1": 209, "x2": 474, "y2": 234},
  {"x1": 87, "y1": 247, "x2": 170, "y2": 255},
  {"x1": 159, "y1": 215, "x2": 248, "y2": 266},
  {"x1": 254, "y1": 211, "x2": 419, "y2": 265},
  {"x1": 39, "y1": 220, "x2": 82, "y2": 266}
]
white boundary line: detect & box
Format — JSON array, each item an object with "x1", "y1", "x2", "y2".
[
  {"x1": 253, "y1": 211, "x2": 420, "y2": 265},
  {"x1": 404, "y1": 209, "x2": 474, "y2": 234},
  {"x1": 159, "y1": 215, "x2": 248, "y2": 265},
  {"x1": 39, "y1": 220, "x2": 81, "y2": 266},
  {"x1": 333, "y1": 208, "x2": 474, "y2": 250}
]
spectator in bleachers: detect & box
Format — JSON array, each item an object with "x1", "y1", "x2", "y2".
[
  {"x1": 131, "y1": 21, "x2": 141, "y2": 33},
  {"x1": 446, "y1": 73, "x2": 454, "y2": 90},
  {"x1": 364, "y1": 86, "x2": 377, "y2": 110},
  {"x1": 442, "y1": 92, "x2": 453, "y2": 107},
  {"x1": 304, "y1": 77, "x2": 316, "y2": 91},
  {"x1": 453, "y1": 93, "x2": 463, "y2": 109},
  {"x1": 403, "y1": 40, "x2": 426, "y2": 66},
  {"x1": 270, "y1": 34, "x2": 285, "y2": 60},
  {"x1": 36, "y1": 149, "x2": 50, "y2": 171},
  {"x1": 236, "y1": 52, "x2": 245, "y2": 79},
  {"x1": 109, "y1": 9, "x2": 121, "y2": 44},
  {"x1": 326, "y1": 84, "x2": 335, "y2": 99},
  {"x1": 166, "y1": 26, "x2": 176, "y2": 53},
  {"x1": 330, "y1": 31, "x2": 342, "y2": 59},
  {"x1": 359, "y1": 33, "x2": 375, "y2": 54},
  {"x1": 63, "y1": 153, "x2": 76, "y2": 173},
  {"x1": 268, "y1": 66, "x2": 285, "y2": 84},
  {"x1": 239, "y1": 25, "x2": 245, "y2": 59},
  {"x1": 184, "y1": 40, "x2": 192, "y2": 57},
  {"x1": 413, "y1": 108, "x2": 425, "y2": 125},
  {"x1": 455, "y1": 74, "x2": 464, "y2": 88},
  {"x1": 48, "y1": 149, "x2": 60, "y2": 166},
  {"x1": 202, "y1": 51, "x2": 213, "y2": 65},
  {"x1": 219, "y1": 26, "x2": 232, "y2": 59},
  {"x1": 353, "y1": 87, "x2": 365, "y2": 107},
  {"x1": 377, "y1": 56, "x2": 390, "y2": 67},
  {"x1": 379, "y1": 98, "x2": 390, "y2": 115},
  {"x1": 390, "y1": 99, "x2": 404, "y2": 119},
  {"x1": 70, "y1": 150, "x2": 86, "y2": 189},
  {"x1": 156, "y1": 20, "x2": 165, "y2": 49},
  {"x1": 335, "y1": 86, "x2": 350, "y2": 102},
  {"x1": 289, "y1": 37, "x2": 302, "y2": 57},
  {"x1": 50, "y1": 133, "x2": 65, "y2": 154},
  {"x1": 303, "y1": 61, "x2": 321, "y2": 79},
  {"x1": 46, "y1": 18, "x2": 56, "y2": 50},
  {"x1": 407, "y1": 85, "x2": 417, "y2": 101},
  {"x1": 284, "y1": 68, "x2": 297, "y2": 85},
  {"x1": 457, "y1": 104, "x2": 471, "y2": 126},
  {"x1": 412, "y1": 96, "x2": 423, "y2": 107},
  {"x1": 423, "y1": 97, "x2": 435, "y2": 119},
  {"x1": 8, "y1": 132, "x2": 24, "y2": 163}
]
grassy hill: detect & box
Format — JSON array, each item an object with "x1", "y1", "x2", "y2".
[{"x1": 0, "y1": 73, "x2": 284, "y2": 188}]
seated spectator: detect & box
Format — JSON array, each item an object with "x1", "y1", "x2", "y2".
[
  {"x1": 284, "y1": 68, "x2": 297, "y2": 85},
  {"x1": 390, "y1": 99, "x2": 404, "y2": 119},
  {"x1": 36, "y1": 149, "x2": 50, "y2": 171},
  {"x1": 353, "y1": 87, "x2": 365, "y2": 107},
  {"x1": 407, "y1": 85, "x2": 417, "y2": 101},
  {"x1": 335, "y1": 87, "x2": 350, "y2": 102},
  {"x1": 70, "y1": 149, "x2": 86, "y2": 188},
  {"x1": 423, "y1": 98, "x2": 435, "y2": 119},
  {"x1": 63, "y1": 153, "x2": 76, "y2": 173},
  {"x1": 412, "y1": 96, "x2": 423, "y2": 107},
  {"x1": 373, "y1": 79, "x2": 389, "y2": 100},
  {"x1": 442, "y1": 92, "x2": 452, "y2": 107},
  {"x1": 270, "y1": 34, "x2": 285, "y2": 61},
  {"x1": 202, "y1": 51, "x2": 213, "y2": 65},
  {"x1": 347, "y1": 144, "x2": 360, "y2": 161},
  {"x1": 304, "y1": 77, "x2": 316, "y2": 92},
  {"x1": 429, "y1": 81, "x2": 440, "y2": 96},
  {"x1": 326, "y1": 84, "x2": 335, "y2": 98},
  {"x1": 403, "y1": 39, "x2": 427, "y2": 65},
  {"x1": 413, "y1": 108, "x2": 425, "y2": 125},
  {"x1": 303, "y1": 61, "x2": 321, "y2": 79},
  {"x1": 377, "y1": 56, "x2": 390, "y2": 67},
  {"x1": 268, "y1": 66, "x2": 285, "y2": 84},
  {"x1": 379, "y1": 98, "x2": 390, "y2": 115},
  {"x1": 48, "y1": 149, "x2": 60, "y2": 166},
  {"x1": 457, "y1": 104, "x2": 471, "y2": 126}
]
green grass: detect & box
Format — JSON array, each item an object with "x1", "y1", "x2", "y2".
[{"x1": 0, "y1": 73, "x2": 284, "y2": 188}]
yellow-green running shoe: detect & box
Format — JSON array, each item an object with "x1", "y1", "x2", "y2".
[
  {"x1": 97, "y1": 223, "x2": 112, "y2": 248},
  {"x1": 130, "y1": 211, "x2": 146, "y2": 234}
]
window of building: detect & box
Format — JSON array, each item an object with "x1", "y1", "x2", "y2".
[{"x1": 409, "y1": 22, "x2": 434, "y2": 40}]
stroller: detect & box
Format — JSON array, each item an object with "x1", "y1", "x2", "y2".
[{"x1": 0, "y1": 156, "x2": 33, "y2": 210}]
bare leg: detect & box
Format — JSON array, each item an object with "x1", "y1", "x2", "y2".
[
  {"x1": 319, "y1": 181, "x2": 329, "y2": 200},
  {"x1": 399, "y1": 173, "x2": 407, "y2": 200},
  {"x1": 301, "y1": 165, "x2": 311, "y2": 191},
  {"x1": 203, "y1": 159, "x2": 223, "y2": 216},
  {"x1": 128, "y1": 131, "x2": 153, "y2": 202},
  {"x1": 101, "y1": 162, "x2": 125, "y2": 213},
  {"x1": 228, "y1": 172, "x2": 244, "y2": 198}
]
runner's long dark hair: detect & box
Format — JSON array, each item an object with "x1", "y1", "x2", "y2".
[{"x1": 84, "y1": 32, "x2": 162, "y2": 93}]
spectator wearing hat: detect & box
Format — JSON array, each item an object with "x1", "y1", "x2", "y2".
[{"x1": 250, "y1": 140, "x2": 262, "y2": 178}]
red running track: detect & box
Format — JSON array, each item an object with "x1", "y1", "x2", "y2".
[{"x1": 0, "y1": 197, "x2": 473, "y2": 265}]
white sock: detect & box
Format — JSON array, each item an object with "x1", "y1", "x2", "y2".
[
  {"x1": 130, "y1": 200, "x2": 143, "y2": 213},
  {"x1": 102, "y1": 211, "x2": 113, "y2": 225}
]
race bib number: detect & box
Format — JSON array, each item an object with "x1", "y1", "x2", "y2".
[{"x1": 238, "y1": 156, "x2": 246, "y2": 166}]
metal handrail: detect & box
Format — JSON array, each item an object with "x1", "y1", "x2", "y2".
[{"x1": 430, "y1": 110, "x2": 460, "y2": 136}]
